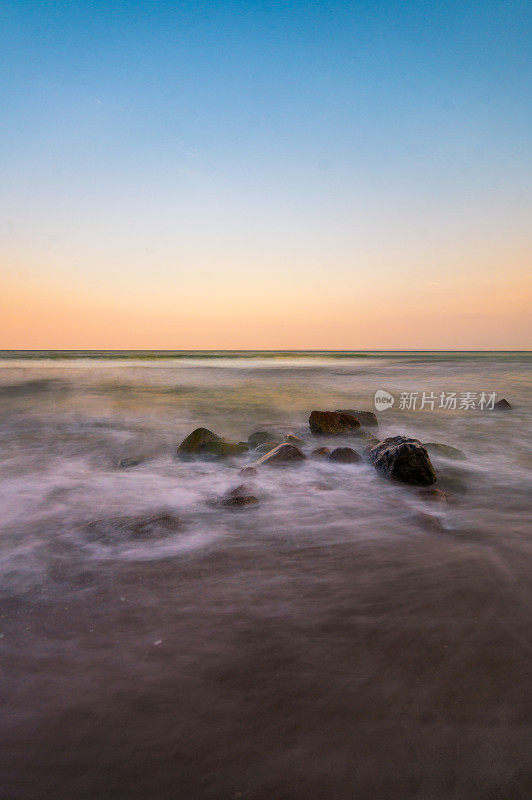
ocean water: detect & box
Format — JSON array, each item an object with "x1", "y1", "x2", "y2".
[{"x1": 0, "y1": 351, "x2": 530, "y2": 799}]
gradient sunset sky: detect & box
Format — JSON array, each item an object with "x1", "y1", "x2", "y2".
[{"x1": 1, "y1": 0, "x2": 531, "y2": 349}]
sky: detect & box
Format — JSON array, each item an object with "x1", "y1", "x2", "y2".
[{"x1": 1, "y1": 0, "x2": 531, "y2": 349}]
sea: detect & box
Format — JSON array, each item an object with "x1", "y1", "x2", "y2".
[{"x1": 0, "y1": 350, "x2": 530, "y2": 799}]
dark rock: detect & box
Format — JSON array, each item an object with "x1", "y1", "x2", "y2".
[
  {"x1": 248, "y1": 431, "x2": 281, "y2": 448},
  {"x1": 309, "y1": 410, "x2": 361, "y2": 436},
  {"x1": 368, "y1": 436, "x2": 437, "y2": 486},
  {"x1": 311, "y1": 446, "x2": 331, "y2": 458},
  {"x1": 251, "y1": 443, "x2": 306, "y2": 467},
  {"x1": 221, "y1": 495, "x2": 259, "y2": 508},
  {"x1": 424, "y1": 442, "x2": 465, "y2": 460},
  {"x1": 328, "y1": 447, "x2": 362, "y2": 464},
  {"x1": 177, "y1": 428, "x2": 248, "y2": 458},
  {"x1": 335, "y1": 409, "x2": 378, "y2": 427},
  {"x1": 494, "y1": 398, "x2": 512, "y2": 410}
]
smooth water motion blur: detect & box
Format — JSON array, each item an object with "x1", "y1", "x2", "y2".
[{"x1": 0, "y1": 352, "x2": 531, "y2": 799}]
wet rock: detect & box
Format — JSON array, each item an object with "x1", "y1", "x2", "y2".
[
  {"x1": 83, "y1": 513, "x2": 182, "y2": 544},
  {"x1": 117, "y1": 457, "x2": 143, "y2": 469},
  {"x1": 311, "y1": 446, "x2": 331, "y2": 458},
  {"x1": 177, "y1": 428, "x2": 248, "y2": 458},
  {"x1": 328, "y1": 447, "x2": 362, "y2": 464},
  {"x1": 368, "y1": 436, "x2": 437, "y2": 486},
  {"x1": 335, "y1": 409, "x2": 378, "y2": 427},
  {"x1": 239, "y1": 466, "x2": 258, "y2": 477},
  {"x1": 424, "y1": 442, "x2": 465, "y2": 460},
  {"x1": 494, "y1": 398, "x2": 512, "y2": 410},
  {"x1": 285, "y1": 433, "x2": 306, "y2": 445},
  {"x1": 251, "y1": 443, "x2": 306, "y2": 467},
  {"x1": 309, "y1": 410, "x2": 361, "y2": 436},
  {"x1": 248, "y1": 431, "x2": 281, "y2": 448},
  {"x1": 254, "y1": 441, "x2": 282, "y2": 454},
  {"x1": 224, "y1": 484, "x2": 253, "y2": 498},
  {"x1": 221, "y1": 495, "x2": 259, "y2": 509}
]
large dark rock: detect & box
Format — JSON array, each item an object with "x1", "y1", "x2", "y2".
[
  {"x1": 494, "y1": 398, "x2": 512, "y2": 410},
  {"x1": 368, "y1": 436, "x2": 437, "y2": 486},
  {"x1": 251, "y1": 443, "x2": 306, "y2": 467},
  {"x1": 177, "y1": 428, "x2": 248, "y2": 458},
  {"x1": 335, "y1": 409, "x2": 378, "y2": 427},
  {"x1": 309, "y1": 410, "x2": 361, "y2": 436},
  {"x1": 328, "y1": 447, "x2": 362, "y2": 464}
]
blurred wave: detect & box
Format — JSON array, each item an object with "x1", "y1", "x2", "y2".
[{"x1": 0, "y1": 353, "x2": 530, "y2": 799}]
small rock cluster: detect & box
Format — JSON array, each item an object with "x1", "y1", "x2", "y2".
[
  {"x1": 116, "y1": 400, "x2": 511, "y2": 512},
  {"x1": 172, "y1": 406, "x2": 471, "y2": 508}
]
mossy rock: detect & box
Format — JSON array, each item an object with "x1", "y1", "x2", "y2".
[{"x1": 177, "y1": 427, "x2": 247, "y2": 458}]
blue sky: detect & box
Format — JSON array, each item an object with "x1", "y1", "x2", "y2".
[{"x1": 1, "y1": 1, "x2": 531, "y2": 348}]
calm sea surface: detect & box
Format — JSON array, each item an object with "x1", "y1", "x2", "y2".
[{"x1": 0, "y1": 352, "x2": 530, "y2": 799}]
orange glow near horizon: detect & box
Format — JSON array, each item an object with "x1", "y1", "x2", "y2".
[{"x1": 2, "y1": 241, "x2": 531, "y2": 350}]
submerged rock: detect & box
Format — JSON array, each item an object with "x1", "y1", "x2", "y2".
[
  {"x1": 494, "y1": 398, "x2": 512, "y2": 410},
  {"x1": 177, "y1": 428, "x2": 248, "y2": 458},
  {"x1": 417, "y1": 486, "x2": 448, "y2": 504},
  {"x1": 335, "y1": 409, "x2": 378, "y2": 427},
  {"x1": 83, "y1": 513, "x2": 182, "y2": 544},
  {"x1": 328, "y1": 447, "x2": 362, "y2": 464},
  {"x1": 221, "y1": 495, "x2": 259, "y2": 508},
  {"x1": 424, "y1": 442, "x2": 465, "y2": 460},
  {"x1": 254, "y1": 441, "x2": 282, "y2": 454},
  {"x1": 437, "y1": 466, "x2": 469, "y2": 495},
  {"x1": 362, "y1": 435, "x2": 380, "y2": 453},
  {"x1": 311, "y1": 446, "x2": 330, "y2": 458},
  {"x1": 309, "y1": 410, "x2": 361, "y2": 436},
  {"x1": 368, "y1": 436, "x2": 437, "y2": 486},
  {"x1": 117, "y1": 457, "x2": 144, "y2": 469},
  {"x1": 251, "y1": 443, "x2": 306, "y2": 467},
  {"x1": 239, "y1": 466, "x2": 258, "y2": 476},
  {"x1": 223, "y1": 484, "x2": 253, "y2": 498},
  {"x1": 248, "y1": 431, "x2": 281, "y2": 448}
]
